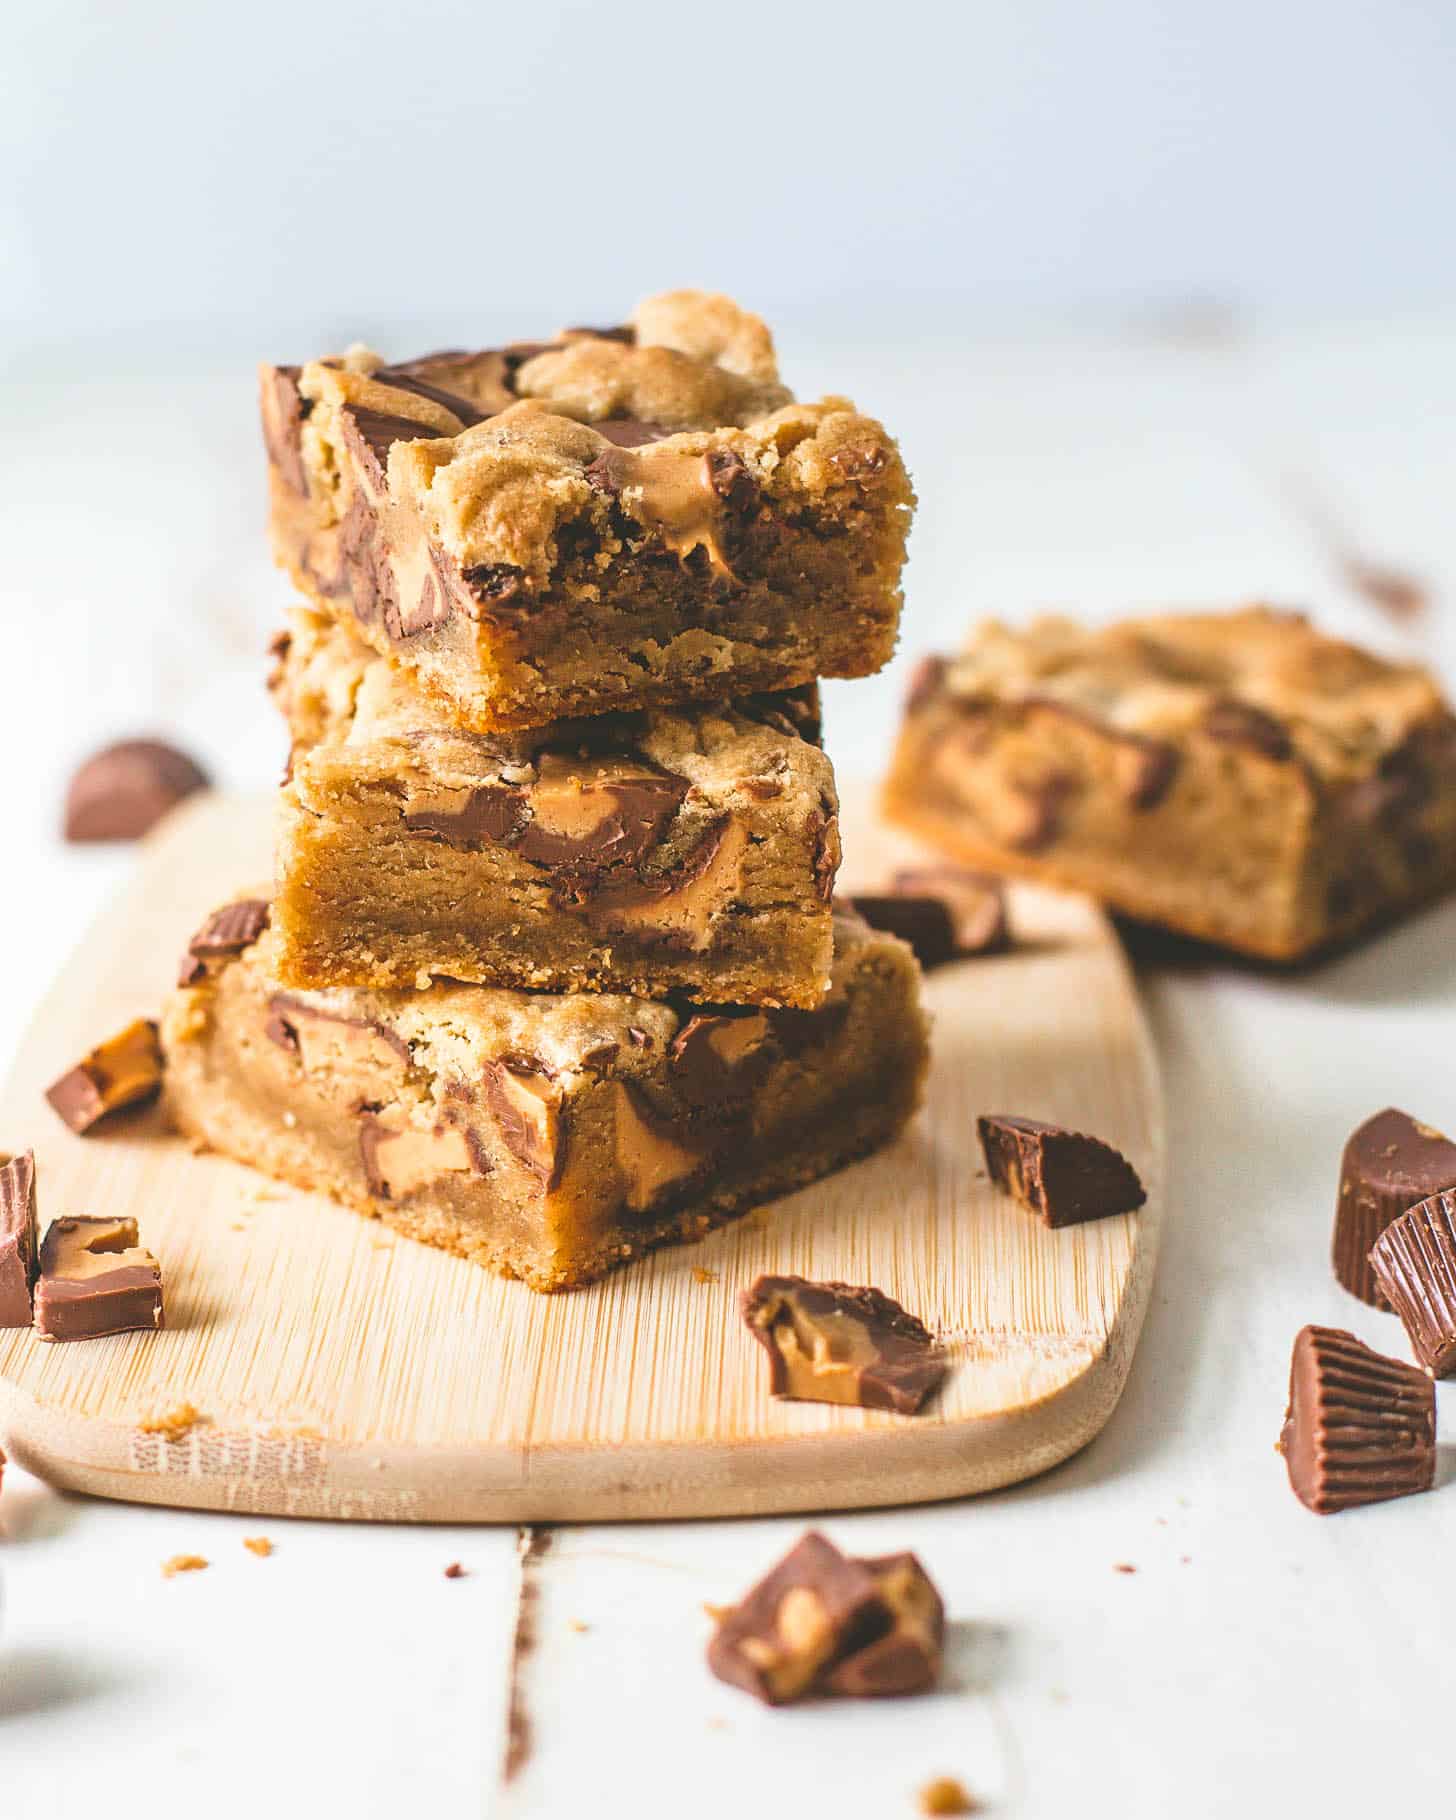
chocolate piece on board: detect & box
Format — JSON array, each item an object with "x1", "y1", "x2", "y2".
[
  {"x1": 1279, "y1": 1325, "x2": 1435, "y2": 1514},
  {"x1": 741, "y1": 1275, "x2": 946, "y2": 1414},
  {"x1": 45, "y1": 1019, "x2": 164, "y2": 1134},
  {"x1": 0, "y1": 1150, "x2": 39, "y2": 1327},
  {"x1": 848, "y1": 895, "x2": 957, "y2": 970},
  {"x1": 707, "y1": 1531, "x2": 944, "y2": 1705},
  {"x1": 178, "y1": 899, "x2": 271, "y2": 984},
  {"x1": 977, "y1": 1115, "x2": 1145, "y2": 1227},
  {"x1": 64, "y1": 739, "x2": 210, "y2": 842},
  {"x1": 34, "y1": 1216, "x2": 164, "y2": 1342},
  {"x1": 1369, "y1": 1190, "x2": 1456, "y2": 1376},
  {"x1": 1334, "y1": 1108, "x2": 1456, "y2": 1307},
  {"x1": 889, "y1": 866, "x2": 1010, "y2": 957}
]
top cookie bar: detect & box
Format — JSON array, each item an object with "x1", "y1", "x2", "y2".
[
  {"x1": 263, "y1": 291, "x2": 914, "y2": 732},
  {"x1": 884, "y1": 606, "x2": 1456, "y2": 960}
]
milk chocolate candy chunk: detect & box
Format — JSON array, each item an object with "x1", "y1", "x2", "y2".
[
  {"x1": 1334, "y1": 1108, "x2": 1456, "y2": 1307},
  {"x1": 178, "y1": 898, "x2": 270, "y2": 985},
  {"x1": 848, "y1": 895, "x2": 958, "y2": 970},
  {"x1": 1369, "y1": 1190, "x2": 1456, "y2": 1376},
  {"x1": 0, "y1": 1150, "x2": 39, "y2": 1327},
  {"x1": 890, "y1": 866, "x2": 1010, "y2": 957},
  {"x1": 483, "y1": 1057, "x2": 563, "y2": 1188},
  {"x1": 34, "y1": 1216, "x2": 164, "y2": 1342},
  {"x1": 1279, "y1": 1325, "x2": 1435, "y2": 1514},
  {"x1": 45, "y1": 1019, "x2": 164, "y2": 1134},
  {"x1": 707, "y1": 1531, "x2": 944, "y2": 1706},
  {"x1": 978, "y1": 1115, "x2": 1145, "y2": 1227},
  {"x1": 64, "y1": 739, "x2": 210, "y2": 842},
  {"x1": 742, "y1": 1275, "x2": 947, "y2": 1414}
]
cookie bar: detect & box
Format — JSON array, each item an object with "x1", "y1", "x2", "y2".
[
  {"x1": 160, "y1": 902, "x2": 927, "y2": 1292},
  {"x1": 884, "y1": 606, "x2": 1456, "y2": 960},
  {"x1": 271, "y1": 608, "x2": 840, "y2": 1006},
  {"x1": 262, "y1": 290, "x2": 913, "y2": 732}
]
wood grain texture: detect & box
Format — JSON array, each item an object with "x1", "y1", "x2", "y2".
[{"x1": 0, "y1": 785, "x2": 1163, "y2": 1522}]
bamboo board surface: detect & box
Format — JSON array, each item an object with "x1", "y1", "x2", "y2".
[{"x1": 0, "y1": 784, "x2": 1163, "y2": 1522}]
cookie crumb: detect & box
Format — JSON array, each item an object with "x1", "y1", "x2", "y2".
[
  {"x1": 568, "y1": 1618, "x2": 590, "y2": 1633},
  {"x1": 162, "y1": 1553, "x2": 208, "y2": 1578},
  {"x1": 139, "y1": 1402, "x2": 204, "y2": 1441},
  {"x1": 243, "y1": 1536, "x2": 273, "y2": 1558},
  {"x1": 692, "y1": 1267, "x2": 719, "y2": 1285},
  {"x1": 919, "y1": 1776, "x2": 980, "y2": 1815},
  {"x1": 1113, "y1": 1562, "x2": 1137, "y2": 1575},
  {"x1": 444, "y1": 1561, "x2": 468, "y2": 1579}
]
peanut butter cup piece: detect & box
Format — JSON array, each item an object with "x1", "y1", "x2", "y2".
[
  {"x1": 45, "y1": 1018, "x2": 164, "y2": 1134},
  {"x1": 847, "y1": 895, "x2": 958, "y2": 970},
  {"x1": 978, "y1": 1115, "x2": 1145, "y2": 1227},
  {"x1": 707, "y1": 1531, "x2": 944, "y2": 1706},
  {"x1": 482, "y1": 1058, "x2": 563, "y2": 1188},
  {"x1": 742, "y1": 1275, "x2": 946, "y2": 1414},
  {"x1": 34, "y1": 1215, "x2": 164, "y2": 1342},
  {"x1": 1334, "y1": 1108, "x2": 1456, "y2": 1307},
  {"x1": 178, "y1": 898, "x2": 270, "y2": 984},
  {"x1": 0, "y1": 1150, "x2": 39, "y2": 1327},
  {"x1": 64, "y1": 739, "x2": 210, "y2": 842},
  {"x1": 1279, "y1": 1325, "x2": 1435, "y2": 1513},
  {"x1": 890, "y1": 866, "x2": 1009, "y2": 957},
  {"x1": 1369, "y1": 1189, "x2": 1456, "y2": 1376}
]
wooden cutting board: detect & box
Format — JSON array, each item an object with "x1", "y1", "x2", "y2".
[{"x1": 0, "y1": 786, "x2": 1163, "y2": 1523}]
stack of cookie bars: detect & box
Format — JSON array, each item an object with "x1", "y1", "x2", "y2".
[{"x1": 161, "y1": 292, "x2": 926, "y2": 1290}]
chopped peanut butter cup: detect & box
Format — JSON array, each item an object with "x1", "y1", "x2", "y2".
[
  {"x1": 45, "y1": 1019, "x2": 164, "y2": 1134},
  {"x1": 707, "y1": 1531, "x2": 944, "y2": 1705},
  {"x1": 0, "y1": 1150, "x2": 39, "y2": 1327},
  {"x1": 978, "y1": 1115, "x2": 1145, "y2": 1227},
  {"x1": 1279, "y1": 1325, "x2": 1435, "y2": 1513},
  {"x1": 742, "y1": 1275, "x2": 946, "y2": 1414}
]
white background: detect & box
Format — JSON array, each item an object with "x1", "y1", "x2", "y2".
[{"x1": 4, "y1": 5, "x2": 1456, "y2": 1815}]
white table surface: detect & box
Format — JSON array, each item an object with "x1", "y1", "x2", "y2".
[{"x1": 3, "y1": 320, "x2": 1455, "y2": 1817}]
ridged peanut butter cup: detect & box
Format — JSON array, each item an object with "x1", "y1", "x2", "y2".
[
  {"x1": 1369, "y1": 1190, "x2": 1456, "y2": 1377},
  {"x1": 1333, "y1": 1109, "x2": 1456, "y2": 1307},
  {"x1": 1279, "y1": 1325, "x2": 1435, "y2": 1514}
]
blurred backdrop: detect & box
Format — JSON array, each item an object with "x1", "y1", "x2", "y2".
[{"x1": 4, "y1": 0, "x2": 1455, "y2": 856}]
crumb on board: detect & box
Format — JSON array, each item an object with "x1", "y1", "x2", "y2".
[
  {"x1": 444, "y1": 1562, "x2": 468, "y2": 1579},
  {"x1": 1114, "y1": 1563, "x2": 1138, "y2": 1575},
  {"x1": 568, "y1": 1619, "x2": 590, "y2": 1634},
  {"x1": 162, "y1": 1554, "x2": 209, "y2": 1579},
  {"x1": 243, "y1": 1536, "x2": 273, "y2": 1558},
  {"x1": 692, "y1": 1267, "x2": 719, "y2": 1285},
  {"x1": 139, "y1": 1402, "x2": 205, "y2": 1441},
  {"x1": 919, "y1": 1776, "x2": 980, "y2": 1815}
]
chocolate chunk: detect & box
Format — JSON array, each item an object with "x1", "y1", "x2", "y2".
[
  {"x1": 483, "y1": 1057, "x2": 563, "y2": 1188},
  {"x1": 1333, "y1": 1108, "x2": 1456, "y2": 1307},
  {"x1": 1202, "y1": 698, "x2": 1293, "y2": 761},
  {"x1": 1370, "y1": 1191, "x2": 1456, "y2": 1377},
  {"x1": 555, "y1": 813, "x2": 744, "y2": 941},
  {"x1": 370, "y1": 365, "x2": 488, "y2": 427},
  {"x1": 382, "y1": 544, "x2": 460, "y2": 642},
  {"x1": 977, "y1": 1115, "x2": 1145, "y2": 1227},
  {"x1": 1118, "y1": 737, "x2": 1180, "y2": 810},
  {"x1": 64, "y1": 739, "x2": 210, "y2": 842},
  {"x1": 848, "y1": 896, "x2": 958, "y2": 970},
  {"x1": 889, "y1": 867, "x2": 1009, "y2": 957},
  {"x1": 516, "y1": 755, "x2": 687, "y2": 868},
  {"x1": 707, "y1": 1531, "x2": 944, "y2": 1706},
  {"x1": 265, "y1": 996, "x2": 411, "y2": 1085},
  {"x1": 594, "y1": 419, "x2": 671, "y2": 449},
  {"x1": 341, "y1": 405, "x2": 441, "y2": 480},
  {"x1": 358, "y1": 1116, "x2": 485, "y2": 1201},
  {"x1": 33, "y1": 1216, "x2": 164, "y2": 1342},
  {"x1": 179, "y1": 899, "x2": 270, "y2": 986},
  {"x1": 45, "y1": 1019, "x2": 164, "y2": 1134},
  {"x1": 0, "y1": 1151, "x2": 39, "y2": 1327},
  {"x1": 736, "y1": 683, "x2": 823, "y2": 748},
  {"x1": 259, "y1": 364, "x2": 309, "y2": 495},
  {"x1": 462, "y1": 562, "x2": 527, "y2": 610},
  {"x1": 668, "y1": 1011, "x2": 771, "y2": 1108},
  {"x1": 742, "y1": 1275, "x2": 947, "y2": 1415},
  {"x1": 704, "y1": 447, "x2": 758, "y2": 513},
  {"x1": 1279, "y1": 1325, "x2": 1435, "y2": 1514}
]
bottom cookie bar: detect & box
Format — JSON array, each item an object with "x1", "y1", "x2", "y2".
[{"x1": 161, "y1": 902, "x2": 927, "y2": 1291}]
